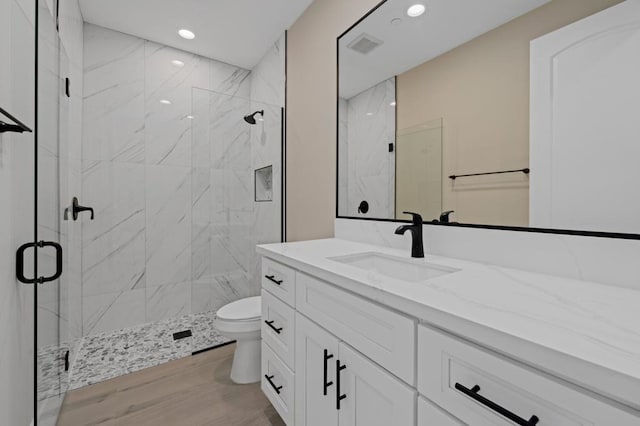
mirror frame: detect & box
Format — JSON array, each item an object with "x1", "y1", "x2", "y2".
[{"x1": 335, "y1": 0, "x2": 640, "y2": 240}]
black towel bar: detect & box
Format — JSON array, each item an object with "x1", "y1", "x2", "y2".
[
  {"x1": 449, "y1": 168, "x2": 529, "y2": 180},
  {"x1": 0, "y1": 106, "x2": 32, "y2": 134}
]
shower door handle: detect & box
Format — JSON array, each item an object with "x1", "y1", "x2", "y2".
[{"x1": 16, "y1": 241, "x2": 63, "y2": 284}]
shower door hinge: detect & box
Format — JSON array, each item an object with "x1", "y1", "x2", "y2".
[
  {"x1": 64, "y1": 350, "x2": 70, "y2": 371},
  {"x1": 16, "y1": 241, "x2": 63, "y2": 284},
  {"x1": 65, "y1": 78, "x2": 70, "y2": 98}
]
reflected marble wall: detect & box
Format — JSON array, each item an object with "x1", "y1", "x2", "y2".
[
  {"x1": 339, "y1": 77, "x2": 395, "y2": 218},
  {"x1": 81, "y1": 25, "x2": 284, "y2": 336}
]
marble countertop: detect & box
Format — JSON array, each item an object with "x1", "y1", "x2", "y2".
[{"x1": 257, "y1": 238, "x2": 640, "y2": 410}]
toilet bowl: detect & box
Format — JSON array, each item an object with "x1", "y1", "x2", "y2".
[{"x1": 214, "y1": 296, "x2": 262, "y2": 384}]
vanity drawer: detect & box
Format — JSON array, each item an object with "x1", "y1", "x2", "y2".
[
  {"x1": 261, "y1": 257, "x2": 296, "y2": 307},
  {"x1": 418, "y1": 325, "x2": 639, "y2": 426},
  {"x1": 418, "y1": 396, "x2": 464, "y2": 426},
  {"x1": 261, "y1": 342, "x2": 294, "y2": 425},
  {"x1": 262, "y1": 289, "x2": 295, "y2": 371},
  {"x1": 296, "y1": 272, "x2": 415, "y2": 385}
]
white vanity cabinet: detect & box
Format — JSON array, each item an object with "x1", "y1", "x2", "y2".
[
  {"x1": 295, "y1": 313, "x2": 415, "y2": 426},
  {"x1": 260, "y1": 253, "x2": 640, "y2": 426},
  {"x1": 418, "y1": 325, "x2": 640, "y2": 426}
]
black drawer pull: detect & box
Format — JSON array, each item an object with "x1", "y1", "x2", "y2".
[
  {"x1": 455, "y1": 383, "x2": 539, "y2": 426},
  {"x1": 323, "y1": 349, "x2": 334, "y2": 396},
  {"x1": 265, "y1": 374, "x2": 283, "y2": 394},
  {"x1": 265, "y1": 275, "x2": 283, "y2": 285},
  {"x1": 265, "y1": 320, "x2": 283, "y2": 334},
  {"x1": 336, "y1": 360, "x2": 347, "y2": 410}
]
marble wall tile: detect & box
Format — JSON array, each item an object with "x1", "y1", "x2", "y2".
[
  {"x1": 82, "y1": 160, "x2": 146, "y2": 296},
  {"x1": 210, "y1": 93, "x2": 252, "y2": 170},
  {"x1": 338, "y1": 98, "x2": 349, "y2": 216},
  {"x1": 145, "y1": 282, "x2": 192, "y2": 322},
  {"x1": 145, "y1": 165, "x2": 191, "y2": 287},
  {"x1": 192, "y1": 272, "x2": 252, "y2": 315},
  {"x1": 346, "y1": 78, "x2": 396, "y2": 218},
  {"x1": 82, "y1": 288, "x2": 146, "y2": 336},
  {"x1": 83, "y1": 24, "x2": 145, "y2": 163},
  {"x1": 250, "y1": 34, "x2": 285, "y2": 107},
  {"x1": 191, "y1": 168, "x2": 212, "y2": 281},
  {"x1": 145, "y1": 42, "x2": 209, "y2": 166},
  {"x1": 191, "y1": 88, "x2": 211, "y2": 169},
  {"x1": 210, "y1": 61, "x2": 251, "y2": 98}
]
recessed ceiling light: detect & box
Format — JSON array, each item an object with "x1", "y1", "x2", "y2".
[
  {"x1": 178, "y1": 29, "x2": 195, "y2": 40},
  {"x1": 186, "y1": 115, "x2": 195, "y2": 119},
  {"x1": 160, "y1": 99, "x2": 172, "y2": 105},
  {"x1": 390, "y1": 101, "x2": 397, "y2": 107},
  {"x1": 366, "y1": 112, "x2": 374, "y2": 116},
  {"x1": 172, "y1": 60, "x2": 185, "y2": 67},
  {"x1": 407, "y1": 4, "x2": 426, "y2": 17}
]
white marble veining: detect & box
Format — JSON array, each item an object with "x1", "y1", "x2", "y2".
[
  {"x1": 341, "y1": 78, "x2": 396, "y2": 218},
  {"x1": 146, "y1": 282, "x2": 192, "y2": 322},
  {"x1": 145, "y1": 164, "x2": 191, "y2": 288},
  {"x1": 250, "y1": 34, "x2": 286, "y2": 107},
  {"x1": 83, "y1": 24, "x2": 145, "y2": 163},
  {"x1": 81, "y1": 160, "x2": 146, "y2": 297},
  {"x1": 82, "y1": 288, "x2": 146, "y2": 336},
  {"x1": 258, "y1": 238, "x2": 640, "y2": 410},
  {"x1": 145, "y1": 42, "x2": 209, "y2": 166}
]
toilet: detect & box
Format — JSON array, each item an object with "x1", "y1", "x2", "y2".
[{"x1": 214, "y1": 296, "x2": 262, "y2": 384}]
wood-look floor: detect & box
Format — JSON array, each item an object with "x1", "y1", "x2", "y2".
[{"x1": 57, "y1": 343, "x2": 285, "y2": 426}]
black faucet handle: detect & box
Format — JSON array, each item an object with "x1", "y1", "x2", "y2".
[
  {"x1": 402, "y1": 211, "x2": 423, "y2": 225},
  {"x1": 68, "y1": 197, "x2": 95, "y2": 221}
]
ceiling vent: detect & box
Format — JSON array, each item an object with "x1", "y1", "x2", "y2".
[{"x1": 347, "y1": 33, "x2": 383, "y2": 55}]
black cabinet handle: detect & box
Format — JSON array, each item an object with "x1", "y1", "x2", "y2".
[
  {"x1": 265, "y1": 320, "x2": 283, "y2": 334},
  {"x1": 264, "y1": 374, "x2": 283, "y2": 394},
  {"x1": 323, "y1": 349, "x2": 334, "y2": 396},
  {"x1": 265, "y1": 275, "x2": 283, "y2": 285},
  {"x1": 336, "y1": 360, "x2": 347, "y2": 410},
  {"x1": 16, "y1": 241, "x2": 63, "y2": 284},
  {"x1": 455, "y1": 383, "x2": 539, "y2": 426}
]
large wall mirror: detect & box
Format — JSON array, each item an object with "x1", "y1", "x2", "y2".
[{"x1": 337, "y1": 0, "x2": 640, "y2": 237}]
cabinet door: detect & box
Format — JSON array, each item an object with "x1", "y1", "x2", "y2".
[
  {"x1": 295, "y1": 313, "x2": 340, "y2": 426},
  {"x1": 337, "y1": 342, "x2": 415, "y2": 426}
]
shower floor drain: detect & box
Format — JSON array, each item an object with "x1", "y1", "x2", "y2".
[{"x1": 172, "y1": 330, "x2": 193, "y2": 340}]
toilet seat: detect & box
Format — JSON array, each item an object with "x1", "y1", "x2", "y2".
[{"x1": 216, "y1": 296, "x2": 261, "y2": 321}]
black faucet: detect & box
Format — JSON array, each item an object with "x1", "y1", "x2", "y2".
[{"x1": 395, "y1": 211, "x2": 424, "y2": 258}]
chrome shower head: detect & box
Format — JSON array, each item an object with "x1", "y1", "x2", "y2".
[{"x1": 243, "y1": 110, "x2": 264, "y2": 125}]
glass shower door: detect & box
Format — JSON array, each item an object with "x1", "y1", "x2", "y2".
[{"x1": 33, "y1": 0, "x2": 71, "y2": 423}]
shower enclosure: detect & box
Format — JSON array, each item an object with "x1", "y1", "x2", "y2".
[
  {"x1": 14, "y1": 0, "x2": 284, "y2": 425},
  {"x1": 24, "y1": 3, "x2": 284, "y2": 421}
]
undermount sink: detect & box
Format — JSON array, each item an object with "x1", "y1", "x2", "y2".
[{"x1": 329, "y1": 252, "x2": 459, "y2": 283}]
